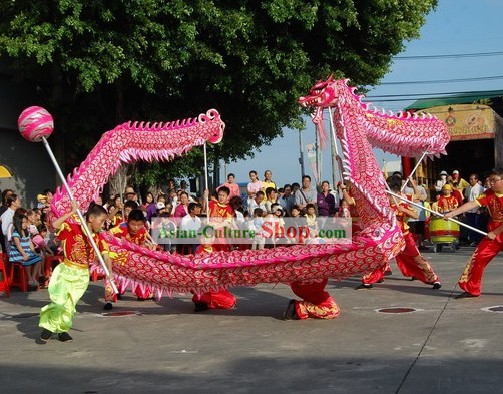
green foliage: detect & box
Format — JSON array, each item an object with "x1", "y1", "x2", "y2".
[
  {"x1": 131, "y1": 148, "x2": 207, "y2": 188},
  {"x1": 474, "y1": 98, "x2": 493, "y2": 106},
  {"x1": 0, "y1": 0, "x2": 437, "y2": 185}
]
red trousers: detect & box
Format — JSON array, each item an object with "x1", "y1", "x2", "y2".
[
  {"x1": 458, "y1": 221, "x2": 503, "y2": 296},
  {"x1": 291, "y1": 278, "x2": 341, "y2": 320},
  {"x1": 192, "y1": 290, "x2": 236, "y2": 309},
  {"x1": 363, "y1": 232, "x2": 439, "y2": 285}
]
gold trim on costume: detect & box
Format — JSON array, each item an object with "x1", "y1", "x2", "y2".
[
  {"x1": 63, "y1": 258, "x2": 89, "y2": 270},
  {"x1": 458, "y1": 257, "x2": 475, "y2": 284}
]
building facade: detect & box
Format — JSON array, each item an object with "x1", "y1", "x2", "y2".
[{"x1": 0, "y1": 68, "x2": 57, "y2": 207}]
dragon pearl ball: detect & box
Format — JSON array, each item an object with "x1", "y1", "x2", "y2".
[{"x1": 18, "y1": 106, "x2": 54, "y2": 142}]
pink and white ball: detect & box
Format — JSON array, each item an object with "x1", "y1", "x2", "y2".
[{"x1": 18, "y1": 106, "x2": 54, "y2": 142}]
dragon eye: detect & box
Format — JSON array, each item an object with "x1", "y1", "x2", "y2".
[{"x1": 311, "y1": 82, "x2": 328, "y2": 93}]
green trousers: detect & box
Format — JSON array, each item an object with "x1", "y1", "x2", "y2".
[{"x1": 39, "y1": 262, "x2": 89, "y2": 333}]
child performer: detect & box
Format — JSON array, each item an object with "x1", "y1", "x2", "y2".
[
  {"x1": 444, "y1": 169, "x2": 503, "y2": 298},
  {"x1": 39, "y1": 202, "x2": 112, "y2": 342},
  {"x1": 106, "y1": 209, "x2": 155, "y2": 309},
  {"x1": 192, "y1": 226, "x2": 236, "y2": 311},
  {"x1": 357, "y1": 176, "x2": 441, "y2": 290},
  {"x1": 435, "y1": 184, "x2": 459, "y2": 213},
  {"x1": 207, "y1": 186, "x2": 234, "y2": 251}
]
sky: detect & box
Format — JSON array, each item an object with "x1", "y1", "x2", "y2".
[{"x1": 221, "y1": 0, "x2": 503, "y2": 188}]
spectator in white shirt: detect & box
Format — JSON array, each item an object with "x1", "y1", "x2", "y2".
[
  {"x1": 179, "y1": 202, "x2": 202, "y2": 254},
  {"x1": 464, "y1": 173, "x2": 486, "y2": 246},
  {"x1": 294, "y1": 175, "x2": 317, "y2": 211},
  {"x1": 1, "y1": 193, "x2": 22, "y2": 244},
  {"x1": 434, "y1": 170, "x2": 449, "y2": 193},
  {"x1": 248, "y1": 191, "x2": 266, "y2": 217}
]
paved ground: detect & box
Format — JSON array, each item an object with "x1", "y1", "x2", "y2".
[{"x1": 1, "y1": 246, "x2": 502, "y2": 394}]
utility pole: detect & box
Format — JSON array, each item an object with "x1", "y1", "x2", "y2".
[
  {"x1": 298, "y1": 128, "x2": 305, "y2": 178},
  {"x1": 314, "y1": 128, "x2": 322, "y2": 187},
  {"x1": 331, "y1": 129, "x2": 338, "y2": 188},
  {"x1": 315, "y1": 129, "x2": 319, "y2": 184},
  {"x1": 328, "y1": 107, "x2": 342, "y2": 188}
]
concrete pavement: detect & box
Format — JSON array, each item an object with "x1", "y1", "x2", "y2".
[{"x1": 1, "y1": 246, "x2": 502, "y2": 393}]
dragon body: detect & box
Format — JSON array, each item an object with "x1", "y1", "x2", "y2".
[{"x1": 51, "y1": 79, "x2": 449, "y2": 299}]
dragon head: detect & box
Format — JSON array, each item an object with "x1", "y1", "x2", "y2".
[
  {"x1": 300, "y1": 76, "x2": 450, "y2": 158},
  {"x1": 298, "y1": 76, "x2": 345, "y2": 134},
  {"x1": 298, "y1": 75, "x2": 340, "y2": 109},
  {"x1": 199, "y1": 109, "x2": 224, "y2": 144}
]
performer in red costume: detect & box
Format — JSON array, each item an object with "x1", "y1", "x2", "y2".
[
  {"x1": 357, "y1": 176, "x2": 441, "y2": 289},
  {"x1": 283, "y1": 277, "x2": 340, "y2": 320},
  {"x1": 104, "y1": 209, "x2": 155, "y2": 309},
  {"x1": 444, "y1": 169, "x2": 503, "y2": 298},
  {"x1": 192, "y1": 226, "x2": 236, "y2": 311},
  {"x1": 436, "y1": 184, "x2": 459, "y2": 213},
  {"x1": 39, "y1": 202, "x2": 112, "y2": 342},
  {"x1": 207, "y1": 186, "x2": 234, "y2": 251}
]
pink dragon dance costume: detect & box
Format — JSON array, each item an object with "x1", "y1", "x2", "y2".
[
  {"x1": 106, "y1": 222, "x2": 152, "y2": 301},
  {"x1": 41, "y1": 81, "x2": 451, "y2": 314}
]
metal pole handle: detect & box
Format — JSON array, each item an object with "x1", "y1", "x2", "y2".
[
  {"x1": 203, "y1": 143, "x2": 210, "y2": 220},
  {"x1": 400, "y1": 150, "x2": 429, "y2": 192},
  {"x1": 385, "y1": 189, "x2": 488, "y2": 237},
  {"x1": 328, "y1": 106, "x2": 345, "y2": 182}
]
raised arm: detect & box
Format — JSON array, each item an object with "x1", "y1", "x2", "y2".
[
  {"x1": 406, "y1": 176, "x2": 423, "y2": 201},
  {"x1": 52, "y1": 201, "x2": 79, "y2": 231}
]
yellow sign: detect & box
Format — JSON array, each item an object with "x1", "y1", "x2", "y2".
[{"x1": 425, "y1": 104, "x2": 496, "y2": 141}]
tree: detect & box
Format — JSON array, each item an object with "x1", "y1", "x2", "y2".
[{"x1": 0, "y1": 0, "x2": 437, "y2": 187}]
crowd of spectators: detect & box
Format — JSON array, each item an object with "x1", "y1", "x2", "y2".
[{"x1": 0, "y1": 188, "x2": 56, "y2": 290}]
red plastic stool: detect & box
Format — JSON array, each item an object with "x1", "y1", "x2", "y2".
[
  {"x1": 0, "y1": 253, "x2": 10, "y2": 297},
  {"x1": 90, "y1": 269, "x2": 105, "y2": 282},
  {"x1": 44, "y1": 255, "x2": 63, "y2": 278},
  {"x1": 10, "y1": 261, "x2": 28, "y2": 292}
]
